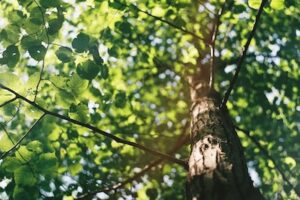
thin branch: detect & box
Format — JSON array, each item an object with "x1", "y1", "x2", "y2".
[
  {"x1": 76, "y1": 123, "x2": 190, "y2": 200},
  {"x1": 209, "y1": 1, "x2": 228, "y2": 90},
  {"x1": 33, "y1": 0, "x2": 50, "y2": 102},
  {"x1": 0, "y1": 96, "x2": 17, "y2": 107},
  {"x1": 0, "y1": 83, "x2": 187, "y2": 168},
  {"x1": 0, "y1": 113, "x2": 46, "y2": 160},
  {"x1": 114, "y1": 0, "x2": 209, "y2": 45},
  {"x1": 4, "y1": 100, "x2": 22, "y2": 124},
  {"x1": 235, "y1": 126, "x2": 299, "y2": 196},
  {"x1": 0, "y1": 123, "x2": 37, "y2": 175},
  {"x1": 220, "y1": 0, "x2": 267, "y2": 108}
]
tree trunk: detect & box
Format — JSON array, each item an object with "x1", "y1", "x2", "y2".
[{"x1": 186, "y1": 76, "x2": 265, "y2": 200}]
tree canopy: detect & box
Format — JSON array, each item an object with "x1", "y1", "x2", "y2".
[{"x1": 0, "y1": 0, "x2": 299, "y2": 199}]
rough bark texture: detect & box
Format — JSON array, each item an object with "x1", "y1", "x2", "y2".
[{"x1": 186, "y1": 76, "x2": 264, "y2": 200}]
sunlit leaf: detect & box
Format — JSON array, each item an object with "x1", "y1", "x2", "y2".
[
  {"x1": 284, "y1": 156, "x2": 296, "y2": 169},
  {"x1": 16, "y1": 146, "x2": 33, "y2": 162},
  {"x1": 0, "y1": 133, "x2": 14, "y2": 151},
  {"x1": 2, "y1": 157, "x2": 22, "y2": 172},
  {"x1": 270, "y1": 0, "x2": 284, "y2": 10},
  {"x1": 248, "y1": 0, "x2": 262, "y2": 9},
  {"x1": 26, "y1": 140, "x2": 43, "y2": 154}
]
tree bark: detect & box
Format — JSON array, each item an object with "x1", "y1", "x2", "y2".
[{"x1": 186, "y1": 76, "x2": 264, "y2": 200}]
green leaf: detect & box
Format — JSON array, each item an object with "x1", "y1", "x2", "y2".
[
  {"x1": 270, "y1": 0, "x2": 284, "y2": 10},
  {"x1": 50, "y1": 75, "x2": 69, "y2": 89},
  {"x1": 100, "y1": 64, "x2": 109, "y2": 79},
  {"x1": 14, "y1": 166, "x2": 37, "y2": 186},
  {"x1": 174, "y1": 16, "x2": 186, "y2": 27},
  {"x1": 76, "y1": 60, "x2": 100, "y2": 80},
  {"x1": 17, "y1": 0, "x2": 31, "y2": 6},
  {"x1": 28, "y1": 44, "x2": 47, "y2": 61},
  {"x1": 37, "y1": 152, "x2": 58, "y2": 174},
  {"x1": 2, "y1": 157, "x2": 22, "y2": 172},
  {"x1": 40, "y1": 0, "x2": 61, "y2": 8},
  {"x1": 248, "y1": 0, "x2": 262, "y2": 9},
  {"x1": 116, "y1": 21, "x2": 132, "y2": 34},
  {"x1": 72, "y1": 33, "x2": 90, "y2": 53},
  {"x1": 0, "y1": 45, "x2": 20, "y2": 67},
  {"x1": 69, "y1": 162, "x2": 83, "y2": 176},
  {"x1": 0, "y1": 25, "x2": 20, "y2": 43},
  {"x1": 25, "y1": 72, "x2": 40, "y2": 94},
  {"x1": 146, "y1": 188, "x2": 158, "y2": 199},
  {"x1": 26, "y1": 140, "x2": 43, "y2": 154},
  {"x1": 48, "y1": 18, "x2": 63, "y2": 34},
  {"x1": 13, "y1": 185, "x2": 37, "y2": 200},
  {"x1": 21, "y1": 35, "x2": 41, "y2": 49},
  {"x1": 0, "y1": 132, "x2": 14, "y2": 151},
  {"x1": 109, "y1": 1, "x2": 126, "y2": 10},
  {"x1": 115, "y1": 91, "x2": 126, "y2": 108},
  {"x1": 67, "y1": 74, "x2": 89, "y2": 96},
  {"x1": 284, "y1": 156, "x2": 296, "y2": 169},
  {"x1": 16, "y1": 146, "x2": 33, "y2": 162},
  {"x1": 29, "y1": 7, "x2": 44, "y2": 25},
  {"x1": 0, "y1": 73, "x2": 23, "y2": 92},
  {"x1": 89, "y1": 45, "x2": 103, "y2": 64},
  {"x1": 55, "y1": 47, "x2": 73, "y2": 63},
  {"x1": 68, "y1": 103, "x2": 90, "y2": 123}
]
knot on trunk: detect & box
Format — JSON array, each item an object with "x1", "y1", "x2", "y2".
[{"x1": 188, "y1": 135, "x2": 229, "y2": 178}]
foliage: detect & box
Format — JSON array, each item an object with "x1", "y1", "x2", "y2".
[{"x1": 0, "y1": 0, "x2": 299, "y2": 199}]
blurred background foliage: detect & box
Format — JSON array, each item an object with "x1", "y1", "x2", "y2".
[{"x1": 0, "y1": 0, "x2": 299, "y2": 199}]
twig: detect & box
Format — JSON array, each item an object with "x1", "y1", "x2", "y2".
[
  {"x1": 220, "y1": 0, "x2": 267, "y2": 108},
  {"x1": 209, "y1": 1, "x2": 228, "y2": 90},
  {"x1": 76, "y1": 123, "x2": 189, "y2": 200},
  {"x1": 114, "y1": 0, "x2": 209, "y2": 45},
  {"x1": 0, "y1": 83, "x2": 187, "y2": 168},
  {"x1": 235, "y1": 126, "x2": 299, "y2": 196},
  {"x1": 33, "y1": 0, "x2": 50, "y2": 101},
  {"x1": 4, "y1": 100, "x2": 21, "y2": 124},
  {"x1": 0, "y1": 96, "x2": 17, "y2": 107},
  {"x1": 0, "y1": 113, "x2": 46, "y2": 160},
  {"x1": 0, "y1": 123, "x2": 37, "y2": 175}
]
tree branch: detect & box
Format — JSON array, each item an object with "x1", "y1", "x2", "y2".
[
  {"x1": 0, "y1": 96, "x2": 17, "y2": 107},
  {"x1": 114, "y1": 0, "x2": 209, "y2": 45},
  {"x1": 220, "y1": 0, "x2": 267, "y2": 108},
  {"x1": 76, "y1": 123, "x2": 189, "y2": 200},
  {"x1": 0, "y1": 83, "x2": 187, "y2": 168},
  {"x1": 209, "y1": 1, "x2": 228, "y2": 90},
  {"x1": 235, "y1": 126, "x2": 299, "y2": 196},
  {"x1": 33, "y1": 0, "x2": 50, "y2": 102},
  {"x1": 0, "y1": 113, "x2": 46, "y2": 160}
]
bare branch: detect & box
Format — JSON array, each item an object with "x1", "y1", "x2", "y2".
[
  {"x1": 33, "y1": 0, "x2": 50, "y2": 102},
  {"x1": 76, "y1": 123, "x2": 189, "y2": 199},
  {"x1": 209, "y1": 1, "x2": 229, "y2": 90},
  {"x1": 220, "y1": 0, "x2": 267, "y2": 108},
  {"x1": 0, "y1": 96, "x2": 17, "y2": 107},
  {"x1": 0, "y1": 113, "x2": 46, "y2": 160},
  {"x1": 114, "y1": 0, "x2": 209, "y2": 45},
  {"x1": 235, "y1": 126, "x2": 299, "y2": 196},
  {"x1": 0, "y1": 83, "x2": 187, "y2": 168}
]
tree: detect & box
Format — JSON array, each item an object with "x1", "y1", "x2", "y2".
[{"x1": 0, "y1": 0, "x2": 299, "y2": 199}]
